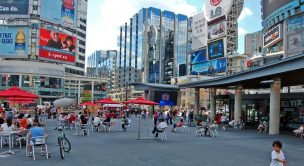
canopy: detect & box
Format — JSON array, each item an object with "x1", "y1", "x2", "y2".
[
  {"x1": 95, "y1": 98, "x2": 120, "y2": 104},
  {"x1": 123, "y1": 97, "x2": 158, "y2": 105},
  {"x1": 80, "y1": 101, "x2": 98, "y2": 107},
  {"x1": 8, "y1": 100, "x2": 35, "y2": 104},
  {"x1": 6, "y1": 97, "x2": 36, "y2": 102},
  {"x1": 0, "y1": 86, "x2": 39, "y2": 99}
]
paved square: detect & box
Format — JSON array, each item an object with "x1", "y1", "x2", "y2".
[{"x1": 1, "y1": 117, "x2": 303, "y2": 166}]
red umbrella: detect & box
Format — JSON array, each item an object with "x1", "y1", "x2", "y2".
[
  {"x1": 8, "y1": 100, "x2": 35, "y2": 104},
  {"x1": 79, "y1": 102, "x2": 97, "y2": 107},
  {"x1": 0, "y1": 86, "x2": 39, "y2": 99},
  {"x1": 95, "y1": 98, "x2": 120, "y2": 104},
  {"x1": 6, "y1": 97, "x2": 36, "y2": 101},
  {"x1": 123, "y1": 97, "x2": 158, "y2": 105}
]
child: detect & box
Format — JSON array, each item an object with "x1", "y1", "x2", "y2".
[{"x1": 270, "y1": 141, "x2": 286, "y2": 166}]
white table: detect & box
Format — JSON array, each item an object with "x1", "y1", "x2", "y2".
[{"x1": 0, "y1": 131, "x2": 19, "y2": 154}]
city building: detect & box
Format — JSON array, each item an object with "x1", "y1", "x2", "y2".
[
  {"x1": 0, "y1": 0, "x2": 107, "y2": 103},
  {"x1": 114, "y1": 7, "x2": 189, "y2": 100},
  {"x1": 87, "y1": 50, "x2": 117, "y2": 89},
  {"x1": 244, "y1": 31, "x2": 263, "y2": 56}
]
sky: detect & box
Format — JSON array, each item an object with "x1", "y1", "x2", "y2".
[{"x1": 86, "y1": 0, "x2": 263, "y2": 56}]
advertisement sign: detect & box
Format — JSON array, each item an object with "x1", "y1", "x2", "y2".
[
  {"x1": 287, "y1": 14, "x2": 304, "y2": 32},
  {"x1": 191, "y1": 49, "x2": 207, "y2": 64},
  {"x1": 154, "y1": 91, "x2": 178, "y2": 106},
  {"x1": 39, "y1": 28, "x2": 76, "y2": 64},
  {"x1": 208, "y1": 39, "x2": 225, "y2": 60},
  {"x1": 191, "y1": 58, "x2": 227, "y2": 75},
  {"x1": 191, "y1": 11, "x2": 207, "y2": 50},
  {"x1": 208, "y1": 21, "x2": 226, "y2": 40},
  {"x1": 0, "y1": 26, "x2": 29, "y2": 58},
  {"x1": 40, "y1": 0, "x2": 77, "y2": 26},
  {"x1": 205, "y1": 0, "x2": 233, "y2": 21},
  {"x1": 263, "y1": 24, "x2": 282, "y2": 47},
  {"x1": 262, "y1": 0, "x2": 294, "y2": 20},
  {"x1": 0, "y1": 0, "x2": 29, "y2": 17}
]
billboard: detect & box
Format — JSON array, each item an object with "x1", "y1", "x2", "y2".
[
  {"x1": 286, "y1": 14, "x2": 304, "y2": 57},
  {"x1": 0, "y1": 0, "x2": 29, "y2": 17},
  {"x1": 191, "y1": 58, "x2": 227, "y2": 75},
  {"x1": 0, "y1": 26, "x2": 29, "y2": 58},
  {"x1": 262, "y1": 0, "x2": 294, "y2": 20},
  {"x1": 154, "y1": 91, "x2": 178, "y2": 106},
  {"x1": 208, "y1": 21, "x2": 226, "y2": 40},
  {"x1": 205, "y1": 0, "x2": 233, "y2": 21},
  {"x1": 191, "y1": 49, "x2": 207, "y2": 64},
  {"x1": 191, "y1": 11, "x2": 207, "y2": 50},
  {"x1": 263, "y1": 24, "x2": 282, "y2": 47},
  {"x1": 39, "y1": 28, "x2": 76, "y2": 64},
  {"x1": 287, "y1": 14, "x2": 304, "y2": 32},
  {"x1": 208, "y1": 39, "x2": 225, "y2": 60},
  {"x1": 40, "y1": 0, "x2": 77, "y2": 26}
]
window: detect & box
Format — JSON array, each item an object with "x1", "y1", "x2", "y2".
[
  {"x1": 33, "y1": 5, "x2": 38, "y2": 10},
  {"x1": 80, "y1": 18, "x2": 87, "y2": 24},
  {"x1": 79, "y1": 48, "x2": 85, "y2": 53},
  {"x1": 79, "y1": 40, "x2": 86, "y2": 46},
  {"x1": 77, "y1": 31, "x2": 86, "y2": 38},
  {"x1": 79, "y1": 55, "x2": 85, "y2": 61},
  {"x1": 80, "y1": 24, "x2": 86, "y2": 31}
]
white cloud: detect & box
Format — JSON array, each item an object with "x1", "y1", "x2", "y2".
[
  {"x1": 238, "y1": 7, "x2": 253, "y2": 21},
  {"x1": 86, "y1": 0, "x2": 198, "y2": 55},
  {"x1": 238, "y1": 27, "x2": 247, "y2": 36}
]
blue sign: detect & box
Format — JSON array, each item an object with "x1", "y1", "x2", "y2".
[
  {"x1": 0, "y1": 0, "x2": 29, "y2": 16},
  {"x1": 191, "y1": 58, "x2": 227, "y2": 75},
  {"x1": 191, "y1": 49, "x2": 207, "y2": 64},
  {"x1": 208, "y1": 39, "x2": 225, "y2": 60},
  {"x1": 287, "y1": 14, "x2": 304, "y2": 32},
  {"x1": 41, "y1": 0, "x2": 77, "y2": 26},
  {"x1": 0, "y1": 26, "x2": 29, "y2": 58}
]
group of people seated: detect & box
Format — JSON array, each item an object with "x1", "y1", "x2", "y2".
[
  {"x1": 293, "y1": 124, "x2": 304, "y2": 137},
  {"x1": 257, "y1": 121, "x2": 268, "y2": 133},
  {"x1": 196, "y1": 120, "x2": 217, "y2": 136}
]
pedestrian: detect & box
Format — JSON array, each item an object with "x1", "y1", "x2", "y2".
[
  {"x1": 270, "y1": 140, "x2": 286, "y2": 166},
  {"x1": 153, "y1": 111, "x2": 158, "y2": 126}
]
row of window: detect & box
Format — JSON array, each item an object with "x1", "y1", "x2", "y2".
[
  {"x1": 79, "y1": 55, "x2": 85, "y2": 61},
  {"x1": 79, "y1": 40, "x2": 86, "y2": 47},
  {"x1": 79, "y1": 48, "x2": 86, "y2": 53},
  {"x1": 65, "y1": 68, "x2": 84, "y2": 76},
  {"x1": 76, "y1": 62, "x2": 85, "y2": 68},
  {"x1": 77, "y1": 31, "x2": 86, "y2": 38}
]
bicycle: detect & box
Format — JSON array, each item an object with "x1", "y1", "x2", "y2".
[{"x1": 57, "y1": 127, "x2": 71, "y2": 159}]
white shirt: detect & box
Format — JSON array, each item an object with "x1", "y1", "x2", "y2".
[
  {"x1": 1, "y1": 123, "x2": 15, "y2": 132},
  {"x1": 270, "y1": 150, "x2": 285, "y2": 166},
  {"x1": 157, "y1": 122, "x2": 168, "y2": 130},
  {"x1": 27, "y1": 118, "x2": 33, "y2": 125}
]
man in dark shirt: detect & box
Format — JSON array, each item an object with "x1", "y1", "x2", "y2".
[
  {"x1": 46, "y1": 31, "x2": 62, "y2": 49},
  {"x1": 0, "y1": 112, "x2": 5, "y2": 125}
]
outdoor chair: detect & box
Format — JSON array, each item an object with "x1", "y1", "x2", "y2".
[
  {"x1": 195, "y1": 126, "x2": 205, "y2": 136},
  {"x1": 182, "y1": 125, "x2": 190, "y2": 132},
  {"x1": 209, "y1": 124, "x2": 219, "y2": 138},
  {"x1": 30, "y1": 136, "x2": 49, "y2": 160},
  {"x1": 18, "y1": 129, "x2": 29, "y2": 148},
  {"x1": 81, "y1": 124, "x2": 90, "y2": 136},
  {"x1": 158, "y1": 127, "x2": 167, "y2": 141}
]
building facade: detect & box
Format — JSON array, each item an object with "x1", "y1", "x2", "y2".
[
  {"x1": 117, "y1": 7, "x2": 189, "y2": 88},
  {"x1": 0, "y1": 0, "x2": 107, "y2": 103},
  {"x1": 244, "y1": 31, "x2": 263, "y2": 56}
]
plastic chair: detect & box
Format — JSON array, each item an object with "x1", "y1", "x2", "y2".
[
  {"x1": 18, "y1": 129, "x2": 29, "y2": 148},
  {"x1": 158, "y1": 128, "x2": 167, "y2": 141},
  {"x1": 195, "y1": 126, "x2": 205, "y2": 137},
  {"x1": 30, "y1": 136, "x2": 49, "y2": 160},
  {"x1": 81, "y1": 124, "x2": 90, "y2": 136}
]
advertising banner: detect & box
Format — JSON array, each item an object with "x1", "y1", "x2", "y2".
[
  {"x1": 191, "y1": 11, "x2": 207, "y2": 51},
  {"x1": 205, "y1": 0, "x2": 233, "y2": 21},
  {"x1": 208, "y1": 21, "x2": 226, "y2": 40},
  {"x1": 40, "y1": 0, "x2": 77, "y2": 26},
  {"x1": 191, "y1": 49, "x2": 207, "y2": 64},
  {"x1": 154, "y1": 91, "x2": 178, "y2": 106},
  {"x1": 208, "y1": 39, "x2": 225, "y2": 60},
  {"x1": 0, "y1": 0, "x2": 29, "y2": 17},
  {"x1": 287, "y1": 14, "x2": 304, "y2": 32},
  {"x1": 263, "y1": 24, "x2": 282, "y2": 47},
  {"x1": 191, "y1": 58, "x2": 227, "y2": 75},
  {"x1": 39, "y1": 28, "x2": 76, "y2": 64},
  {"x1": 0, "y1": 26, "x2": 29, "y2": 58},
  {"x1": 286, "y1": 14, "x2": 304, "y2": 57}
]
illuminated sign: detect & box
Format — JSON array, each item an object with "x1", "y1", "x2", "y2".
[
  {"x1": 263, "y1": 24, "x2": 282, "y2": 47},
  {"x1": 205, "y1": 0, "x2": 233, "y2": 21},
  {"x1": 208, "y1": 39, "x2": 225, "y2": 60}
]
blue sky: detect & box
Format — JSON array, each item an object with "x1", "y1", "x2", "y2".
[{"x1": 86, "y1": 0, "x2": 263, "y2": 55}]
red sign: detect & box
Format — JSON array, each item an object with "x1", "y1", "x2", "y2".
[
  {"x1": 39, "y1": 28, "x2": 76, "y2": 64},
  {"x1": 210, "y1": 0, "x2": 221, "y2": 6}
]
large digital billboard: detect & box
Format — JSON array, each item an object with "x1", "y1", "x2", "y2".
[
  {"x1": 191, "y1": 11, "x2": 207, "y2": 50},
  {"x1": 39, "y1": 28, "x2": 76, "y2": 64},
  {"x1": 286, "y1": 14, "x2": 304, "y2": 57},
  {"x1": 154, "y1": 91, "x2": 178, "y2": 106},
  {"x1": 208, "y1": 39, "x2": 225, "y2": 60},
  {"x1": 262, "y1": 0, "x2": 294, "y2": 20},
  {"x1": 191, "y1": 58, "x2": 227, "y2": 75},
  {"x1": 205, "y1": 0, "x2": 233, "y2": 21},
  {"x1": 191, "y1": 49, "x2": 207, "y2": 64},
  {"x1": 287, "y1": 14, "x2": 304, "y2": 32},
  {"x1": 40, "y1": 0, "x2": 77, "y2": 26},
  {"x1": 208, "y1": 21, "x2": 226, "y2": 40},
  {"x1": 0, "y1": 26, "x2": 29, "y2": 58},
  {"x1": 263, "y1": 24, "x2": 282, "y2": 47},
  {"x1": 0, "y1": 0, "x2": 29, "y2": 17}
]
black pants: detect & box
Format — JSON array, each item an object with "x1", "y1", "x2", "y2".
[
  {"x1": 152, "y1": 127, "x2": 162, "y2": 137},
  {"x1": 204, "y1": 127, "x2": 209, "y2": 135},
  {"x1": 153, "y1": 118, "x2": 158, "y2": 126}
]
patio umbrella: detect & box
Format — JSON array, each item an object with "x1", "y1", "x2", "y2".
[
  {"x1": 79, "y1": 101, "x2": 98, "y2": 107},
  {"x1": 123, "y1": 97, "x2": 158, "y2": 139},
  {"x1": 0, "y1": 86, "x2": 39, "y2": 99},
  {"x1": 95, "y1": 98, "x2": 120, "y2": 104}
]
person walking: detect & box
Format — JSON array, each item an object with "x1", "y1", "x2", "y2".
[
  {"x1": 270, "y1": 141, "x2": 286, "y2": 166},
  {"x1": 153, "y1": 111, "x2": 158, "y2": 127}
]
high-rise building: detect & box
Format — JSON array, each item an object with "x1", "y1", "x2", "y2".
[
  {"x1": 117, "y1": 7, "x2": 189, "y2": 89},
  {"x1": 0, "y1": 0, "x2": 107, "y2": 103},
  {"x1": 244, "y1": 31, "x2": 263, "y2": 56},
  {"x1": 87, "y1": 50, "x2": 117, "y2": 89}
]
